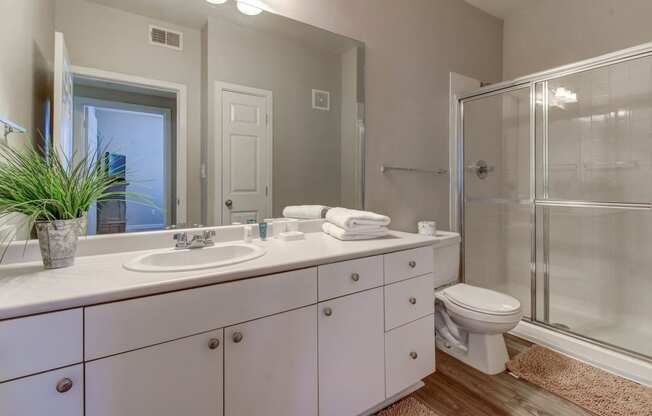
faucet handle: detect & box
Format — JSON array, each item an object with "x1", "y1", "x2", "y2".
[
  {"x1": 173, "y1": 232, "x2": 188, "y2": 243},
  {"x1": 202, "y1": 230, "x2": 216, "y2": 241}
]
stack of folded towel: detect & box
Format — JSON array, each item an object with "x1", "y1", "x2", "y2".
[
  {"x1": 283, "y1": 205, "x2": 330, "y2": 220},
  {"x1": 322, "y1": 207, "x2": 391, "y2": 241}
]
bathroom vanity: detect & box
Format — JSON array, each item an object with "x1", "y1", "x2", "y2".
[{"x1": 0, "y1": 230, "x2": 460, "y2": 416}]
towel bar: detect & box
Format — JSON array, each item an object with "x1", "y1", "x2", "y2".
[
  {"x1": 380, "y1": 164, "x2": 448, "y2": 175},
  {"x1": 0, "y1": 117, "x2": 27, "y2": 137}
]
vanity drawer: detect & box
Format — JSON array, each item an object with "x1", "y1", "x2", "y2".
[
  {"x1": 318, "y1": 255, "x2": 383, "y2": 301},
  {"x1": 0, "y1": 309, "x2": 83, "y2": 382},
  {"x1": 385, "y1": 314, "x2": 435, "y2": 398},
  {"x1": 384, "y1": 274, "x2": 434, "y2": 331},
  {"x1": 0, "y1": 364, "x2": 83, "y2": 416},
  {"x1": 85, "y1": 268, "x2": 317, "y2": 360},
  {"x1": 384, "y1": 246, "x2": 434, "y2": 284}
]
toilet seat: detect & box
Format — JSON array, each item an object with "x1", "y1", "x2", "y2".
[{"x1": 436, "y1": 284, "x2": 522, "y2": 324}]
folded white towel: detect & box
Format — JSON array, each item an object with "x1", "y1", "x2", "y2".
[
  {"x1": 325, "y1": 207, "x2": 391, "y2": 230},
  {"x1": 322, "y1": 222, "x2": 389, "y2": 241},
  {"x1": 283, "y1": 205, "x2": 330, "y2": 219}
]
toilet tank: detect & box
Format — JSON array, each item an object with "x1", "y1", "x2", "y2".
[{"x1": 431, "y1": 231, "x2": 461, "y2": 288}]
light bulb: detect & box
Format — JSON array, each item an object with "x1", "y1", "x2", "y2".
[
  {"x1": 206, "y1": 0, "x2": 228, "y2": 4},
  {"x1": 237, "y1": 0, "x2": 263, "y2": 15}
]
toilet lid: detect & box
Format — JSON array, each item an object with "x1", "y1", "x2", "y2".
[{"x1": 441, "y1": 284, "x2": 521, "y2": 316}]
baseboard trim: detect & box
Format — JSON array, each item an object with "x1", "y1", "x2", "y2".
[{"x1": 511, "y1": 321, "x2": 651, "y2": 386}]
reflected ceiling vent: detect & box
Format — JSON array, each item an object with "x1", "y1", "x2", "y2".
[
  {"x1": 312, "y1": 89, "x2": 330, "y2": 111},
  {"x1": 149, "y1": 25, "x2": 183, "y2": 51}
]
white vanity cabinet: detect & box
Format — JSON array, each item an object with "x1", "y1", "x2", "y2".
[
  {"x1": 318, "y1": 287, "x2": 386, "y2": 416},
  {"x1": 1, "y1": 240, "x2": 441, "y2": 416},
  {"x1": 225, "y1": 305, "x2": 318, "y2": 416},
  {"x1": 85, "y1": 330, "x2": 223, "y2": 416}
]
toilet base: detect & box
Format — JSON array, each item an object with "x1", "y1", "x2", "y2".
[{"x1": 436, "y1": 332, "x2": 509, "y2": 375}]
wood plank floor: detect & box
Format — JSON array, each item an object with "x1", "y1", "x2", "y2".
[{"x1": 409, "y1": 335, "x2": 597, "y2": 416}]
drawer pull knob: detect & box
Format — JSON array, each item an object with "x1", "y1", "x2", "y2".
[
  {"x1": 324, "y1": 307, "x2": 333, "y2": 317},
  {"x1": 409, "y1": 297, "x2": 417, "y2": 305},
  {"x1": 408, "y1": 260, "x2": 417, "y2": 268},
  {"x1": 232, "y1": 332, "x2": 244, "y2": 343},
  {"x1": 351, "y1": 273, "x2": 360, "y2": 282},
  {"x1": 56, "y1": 378, "x2": 73, "y2": 393},
  {"x1": 208, "y1": 338, "x2": 220, "y2": 350},
  {"x1": 410, "y1": 351, "x2": 418, "y2": 360}
]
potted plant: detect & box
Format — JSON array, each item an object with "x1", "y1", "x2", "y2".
[{"x1": 0, "y1": 144, "x2": 133, "y2": 269}]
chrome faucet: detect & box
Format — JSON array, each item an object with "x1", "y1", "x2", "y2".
[{"x1": 173, "y1": 230, "x2": 216, "y2": 249}]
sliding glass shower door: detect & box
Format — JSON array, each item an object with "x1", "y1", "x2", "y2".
[
  {"x1": 460, "y1": 49, "x2": 652, "y2": 359},
  {"x1": 534, "y1": 54, "x2": 652, "y2": 357},
  {"x1": 462, "y1": 87, "x2": 533, "y2": 318}
]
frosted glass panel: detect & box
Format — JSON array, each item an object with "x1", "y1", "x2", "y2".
[
  {"x1": 537, "y1": 55, "x2": 652, "y2": 203},
  {"x1": 536, "y1": 206, "x2": 652, "y2": 357}
]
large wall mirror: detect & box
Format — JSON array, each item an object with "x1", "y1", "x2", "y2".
[{"x1": 2, "y1": 0, "x2": 365, "y2": 240}]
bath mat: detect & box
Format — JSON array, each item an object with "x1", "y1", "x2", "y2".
[
  {"x1": 507, "y1": 345, "x2": 652, "y2": 416},
  {"x1": 376, "y1": 397, "x2": 439, "y2": 416}
]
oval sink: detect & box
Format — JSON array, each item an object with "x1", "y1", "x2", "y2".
[{"x1": 123, "y1": 243, "x2": 266, "y2": 272}]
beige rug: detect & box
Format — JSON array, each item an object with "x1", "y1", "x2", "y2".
[
  {"x1": 376, "y1": 397, "x2": 438, "y2": 416},
  {"x1": 507, "y1": 345, "x2": 652, "y2": 416}
]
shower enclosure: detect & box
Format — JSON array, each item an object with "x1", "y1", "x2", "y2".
[{"x1": 456, "y1": 43, "x2": 652, "y2": 361}]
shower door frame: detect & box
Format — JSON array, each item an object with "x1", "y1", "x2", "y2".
[{"x1": 454, "y1": 41, "x2": 652, "y2": 362}]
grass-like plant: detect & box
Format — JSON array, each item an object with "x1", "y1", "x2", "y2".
[{"x1": 0, "y1": 143, "x2": 139, "y2": 252}]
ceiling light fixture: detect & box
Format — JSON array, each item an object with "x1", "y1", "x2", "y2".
[
  {"x1": 206, "y1": 0, "x2": 228, "y2": 4},
  {"x1": 236, "y1": 0, "x2": 264, "y2": 16}
]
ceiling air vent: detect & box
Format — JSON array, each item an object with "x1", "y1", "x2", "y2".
[{"x1": 149, "y1": 25, "x2": 183, "y2": 51}]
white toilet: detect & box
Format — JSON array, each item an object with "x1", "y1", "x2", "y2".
[
  {"x1": 435, "y1": 284, "x2": 522, "y2": 375},
  {"x1": 431, "y1": 233, "x2": 523, "y2": 375}
]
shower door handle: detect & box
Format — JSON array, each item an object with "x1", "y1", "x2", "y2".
[{"x1": 467, "y1": 160, "x2": 495, "y2": 179}]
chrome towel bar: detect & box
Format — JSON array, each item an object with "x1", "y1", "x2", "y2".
[{"x1": 380, "y1": 164, "x2": 448, "y2": 175}]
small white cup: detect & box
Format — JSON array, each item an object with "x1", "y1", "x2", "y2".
[{"x1": 418, "y1": 221, "x2": 437, "y2": 236}]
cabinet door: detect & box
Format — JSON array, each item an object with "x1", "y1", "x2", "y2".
[
  {"x1": 0, "y1": 365, "x2": 83, "y2": 416},
  {"x1": 225, "y1": 305, "x2": 318, "y2": 416},
  {"x1": 318, "y1": 287, "x2": 385, "y2": 416},
  {"x1": 86, "y1": 330, "x2": 223, "y2": 416}
]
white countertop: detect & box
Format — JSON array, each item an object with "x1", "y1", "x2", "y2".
[{"x1": 0, "y1": 230, "x2": 458, "y2": 320}]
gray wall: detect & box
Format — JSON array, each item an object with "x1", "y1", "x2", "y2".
[
  {"x1": 204, "y1": 16, "x2": 344, "y2": 221},
  {"x1": 0, "y1": 0, "x2": 54, "y2": 150},
  {"x1": 340, "y1": 47, "x2": 363, "y2": 210},
  {"x1": 264, "y1": 0, "x2": 504, "y2": 231},
  {"x1": 503, "y1": 0, "x2": 652, "y2": 79},
  {"x1": 54, "y1": 0, "x2": 203, "y2": 225},
  {"x1": 0, "y1": 0, "x2": 54, "y2": 240}
]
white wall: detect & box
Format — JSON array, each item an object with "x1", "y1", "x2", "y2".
[
  {"x1": 503, "y1": 0, "x2": 652, "y2": 79},
  {"x1": 263, "y1": 0, "x2": 504, "y2": 231},
  {"x1": 54, "y1": 0, "x2": 203, "y2": 225},
  {"x1": 0, "y1": 0, "x2": 54, "y2": 149}
]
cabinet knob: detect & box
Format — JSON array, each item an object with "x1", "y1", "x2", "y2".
[
  {"x1": 208, "y1": 338, "x2": 220, "y2": 350},
  {"x1": 323, "y1": 307, "x2": 333, "y2": 317},
  {"x1": 409, "y1": 297, "x2": 417, "y2": 305},
  {"x1": 408, "y1": 260, "x2": 417, "y2": 268},
  {"x1": 232, "y1": 332, "x2": 243, "y2": 343},
  {"x1": 56, "y1": 378, "x2": 73, "y2": 393},
  {"x1": 351, "y1": 272, "x2": 360, "y2": 282},
  {"x1": 410, "y1": 351, "x2": 418, "y2": 360}
]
